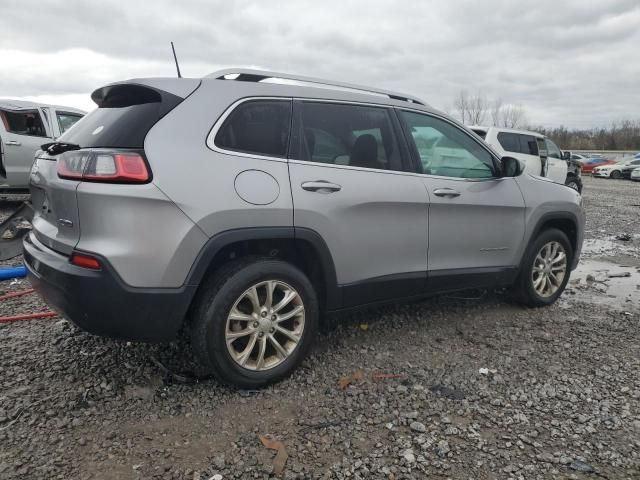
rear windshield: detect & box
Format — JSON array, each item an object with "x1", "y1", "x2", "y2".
[
  {"x1": 471, "y1": 129, "x2": 486, "y2": 140},
  {"x1": 59, "y1": 103, "x2": 163, "y2": 148},
  {"x1": 58, "y1": 85, "x2": 182, "y2": 149}
]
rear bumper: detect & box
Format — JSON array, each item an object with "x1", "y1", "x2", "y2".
[{"x1": 23, "y1": 233, "x2": 196, "y2": 342}]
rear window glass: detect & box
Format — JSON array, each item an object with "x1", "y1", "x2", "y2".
[
  {"x1": 215, "y1": 100, "x2": 291, "y2": 158},
  {"x1": 471, "y1": 129, "x2": 487, "y2": 139},
  {"x1": 59, "y1": 103, "x2": 163, "y2": 148},
  {"x1": 497, "y1": 132, "x2": 520, "y2": 153},
  {"x1": 0, "y1": 109, "x2": 47, "y2": 137},
  {"x1": 58, "y1": 85, "x2": 182, "y2": 148}
]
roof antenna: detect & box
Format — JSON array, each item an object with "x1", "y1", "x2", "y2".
[{"x1": 171, "y1": 42, "x2": 182, "y2": 78}]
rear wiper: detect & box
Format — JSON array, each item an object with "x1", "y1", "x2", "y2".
[{"x1": 41, "y1": 141, "x2": 81, "y2": 155}]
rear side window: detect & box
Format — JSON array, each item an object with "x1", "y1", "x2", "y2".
[
  {"x1": 215, "y1": 100, "x2": 291, "y2": 158},
  {"x1": 0, "y1": 109, "x2": 47, "y2": 137},
  {"x1": 56, "y1": 112, "x2": 83, "y2": 134},
  {"x1": 497, "y1": 132, "x2": 520, "y2": 154},
  {"x1": 297, "y1": 102, "x2": 403, "y2": 171}
]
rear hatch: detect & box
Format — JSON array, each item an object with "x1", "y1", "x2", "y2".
[{"x1": 29, "y1": 80, "x2": 200, "y2": 255}]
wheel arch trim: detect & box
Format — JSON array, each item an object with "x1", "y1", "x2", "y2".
[{"x1": 184, "y1": 226, "x2": 341, "y2": 309}]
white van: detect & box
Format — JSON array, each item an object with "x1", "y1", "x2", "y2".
[
  {"x1": 470, "y1": 126, "x2": 568, "y2": 185},
  {"x1": 0, "y1": 99, "x2": 85, "y2": 191}
]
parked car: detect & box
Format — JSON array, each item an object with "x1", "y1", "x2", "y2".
[
  {"x1": 0, "y1": 100, "x2": 85, "y2": 192},
  {"x1": 580, "y1": 157, "x2": 617, "y2": 174},
  {"x1": 470, "y1": 126, "x2": 568, "y2": 185},
  {"x1": 24, "y1": 69, "x2": 585, "y2": 388},
  {"x1": 563, "y1": 154, "x2": 583, "y2": 193},
  {"x1": 592, "y1": 158, "x2": 640, "y2": 179},
  {"x1": 568, "y1": 153, "x2": 591, "y2": 165},
  {"x1": 631, "y1": 167, "x2": 640, "y2": 182}
]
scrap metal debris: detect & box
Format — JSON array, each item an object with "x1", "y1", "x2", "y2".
[
  {"x1": 615, "y1": 233, "x2": 632, "y2": 241},
  {"x1": 258, "y1": 434, "x2": 288, "y2": 477}
]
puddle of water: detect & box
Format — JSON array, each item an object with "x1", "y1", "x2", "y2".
[
  {"x1": 582, "y1": 237, "x2": 640, "y2": 258},
  {"x1": 563, "y1": 258, "x2": 640, "y2": 310}
]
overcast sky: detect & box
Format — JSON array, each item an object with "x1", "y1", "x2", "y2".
[{"x1": 1, "y1": 0, "x2": 638, "y2": 128}]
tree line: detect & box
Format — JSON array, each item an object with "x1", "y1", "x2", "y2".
[{"x1": 452, "y1": 90, "x2": 640, "y2": 151}]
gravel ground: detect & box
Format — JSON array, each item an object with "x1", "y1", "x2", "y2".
[{"x1": 1, "y1": 176, "x2": 639, "y2": 480}]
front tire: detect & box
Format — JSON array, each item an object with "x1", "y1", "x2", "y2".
[
  {"x1": 512, "y1": 228, "x2": 573, "y2": 307},
  {"x1": 565, "y1": 175, "x2": 583, "y2": 193},
  {"x1": 610, "y1": 170, "x2": 622, "y2": 179},
  {"x1": 190, "y1": 258, "x2": 319, "y2": 388}
]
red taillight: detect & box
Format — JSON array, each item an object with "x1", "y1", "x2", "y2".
[
  {"x1": 70, "y1": 253, "x2": 102, "y2": 270},
  {"x1": 58, "y1": 150, "x2": 150, "y2": 183}
]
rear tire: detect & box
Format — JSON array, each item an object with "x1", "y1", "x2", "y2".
[
  {"x1": 610, "y1": 170, "x2": 622, "y2": 179},
  {"x1": 190, "y1": 258, "x2": 318, "y2": 389},
  {"x1": 512, "y1": 228, "x2": 573, "y2": 307}
]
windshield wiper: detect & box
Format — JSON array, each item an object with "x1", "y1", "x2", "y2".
[{"x1": 41, "y1": 141, "x2": 81, "y2": 155}]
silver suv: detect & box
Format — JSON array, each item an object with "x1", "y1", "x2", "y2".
[{"x1": 24, "y1": 69, "x2": 585, "y2": 388}]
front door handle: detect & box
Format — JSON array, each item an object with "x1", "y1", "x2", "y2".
[
  {"x1": 301, "y1": 181, "x2": 342, "y2": 193},
  {"x1": 433, "y1": 188, "x2": 461, "y2": 198},
  {"x1": 5, "y1": 140, "x2": 21, "y2": 146}
]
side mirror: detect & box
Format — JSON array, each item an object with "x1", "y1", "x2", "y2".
[
  {"x1": 501, "y1": 156, "x2": 524, "y2": 177},
  {"x1": 562, "y1": 151, "x2": 571, "y2": 160}
]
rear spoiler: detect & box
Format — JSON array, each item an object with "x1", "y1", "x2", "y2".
[{"x1": 91, "y1": 78, "x2": 201, "y2": 107}]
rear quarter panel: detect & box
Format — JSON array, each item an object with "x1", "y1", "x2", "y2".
[{"x1": 143, "y1": 81, "x2": 295, "y2": 240}]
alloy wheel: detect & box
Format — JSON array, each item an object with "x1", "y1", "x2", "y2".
[
  {"x1": 225, "y1": 280, "x2": 305, "y2": 371},
  {"x1": 531, "y1": 241, "x2": 567, "y2": 298}
]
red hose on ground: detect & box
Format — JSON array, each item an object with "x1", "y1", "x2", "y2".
[
  {"x1": 0, "y1": 288, "x2": 35, "y2": 301},
  {"x1": 0, "y1": 311, "x2": 57, "y2": 324}
]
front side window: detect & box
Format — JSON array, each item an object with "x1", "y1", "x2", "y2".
[
  {"x1": 545, "y1": 139, "x2": 562, "y2": 159},
  {"x1": 0, "y1": 109, "x2": 47, "y2": 137},
  {"x1": 400, "y1": 111, "x2": 495, "y2": 178},
  {"x1": 298, "y1": 102, "x2": 403, "y2": 171},
  {"x1": 215, "y1": 100, "x2": 292, "y2": 158},
  {"x1": 57, "y1": 112, "x2": 83, "y2": 134}
]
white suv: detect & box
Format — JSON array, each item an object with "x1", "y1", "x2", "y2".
[
  {"x1": 1, "y1": 99, "x2": 85, "y2": 192},
  {"x1": 471, "y1": 126, "x2": 568, "y2": 185}
]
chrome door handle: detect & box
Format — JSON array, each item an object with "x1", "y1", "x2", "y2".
[
  {"x1": 433, "y1": 188, "x2": 460, "y2": 198},
  {"x1": 5, "y1": 140, "x2": 21, "y2": 146},
  {"x1": 301, "y1": 181, "x2": 342, "y2": 193}
]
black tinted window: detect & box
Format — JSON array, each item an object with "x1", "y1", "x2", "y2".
[
  {"x1": 520, "y1": 135, "x2": 539, "y2": 155},
  {"x1": 497, "y1": 132, "x2": 520, "y2": 153},
  {"x1": 0, "y1": 109, "x2": 47, "y2": 137},
  {"x1": 298, "y1": 102, "x2": 403, "y2": 171},
  {"x1": 216, "y1": 100, "x2": 291, "y2": 158}
]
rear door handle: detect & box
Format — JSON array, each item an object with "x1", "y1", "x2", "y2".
[
  {"x1": 301, "y1": 181, "x2": 342, "y2": 193},
  {"x1": 433, "y1": 188, "x2": 461, "y2": 198},
  {"x1": 5, "y1": 140, "x2": 21, "y2": 146}
]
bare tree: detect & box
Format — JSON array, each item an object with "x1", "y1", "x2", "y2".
[
  {"x1": 453, "y1": 89, "x2": 488, "y2": 125},
  {"x1": 500, "y1": 104, "x2": 528, "y2": 128},
  {"x1": 490, "y1": 98, "x2": 503, "y2": 126},
  {"x1": 453, "y1": 89, "x2": 470, "y2": 124},
  {"x1": 467, "y1": 93, "x2": 488, "y2": 125}
]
